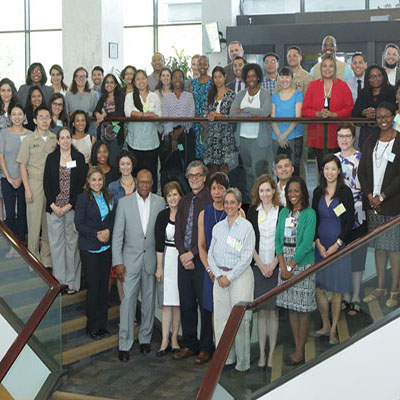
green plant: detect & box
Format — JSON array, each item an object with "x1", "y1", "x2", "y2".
[{"x1": 166, "y1": 46, "x2": 191, "y2": 79}]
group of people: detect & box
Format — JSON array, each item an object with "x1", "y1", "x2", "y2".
[{"x1": 0, "y1": 34, "x2": 399, "y2": 373}]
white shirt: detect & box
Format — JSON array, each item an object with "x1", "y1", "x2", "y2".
[
  {"x1": 136, "y1": 192, "x2": 151, "y2": 234},
  {"x1": 387, "y1": 67, "x2": 397, "y2": 86},
  {"x1": 373, "y1": 139, "x2": 395, "y2": 196},
  {"x1": 239, "y1": 91, "x2": 260, "y2": 139},
  {"x1": 257, "y1": 205, "x2": 279, "y2": 264}
]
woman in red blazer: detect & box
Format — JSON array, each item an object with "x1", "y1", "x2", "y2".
[{"x1": 302, "y1": 54, "x2": 353, "y2": 171}]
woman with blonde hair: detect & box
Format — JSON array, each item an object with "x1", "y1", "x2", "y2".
[{"x1": 247, "y1": 174, "x2": 282, "y2": 371}]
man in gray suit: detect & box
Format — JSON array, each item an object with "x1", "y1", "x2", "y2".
[{"x1": 113, "y1": 169, "x2": 165, "y2": 362}]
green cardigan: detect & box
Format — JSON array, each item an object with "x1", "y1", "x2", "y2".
[{"x1": 275, "y1": 207, "x2": 316, "y2": 267}]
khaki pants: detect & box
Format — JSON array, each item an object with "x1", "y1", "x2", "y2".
[
  {"x1": 213, "y1": 267, "x2": 254, "y2": 371},
  {"x1": 47, "y1": 210, "x2": 81, "y2": 291},
  {"x1": 26, "y1": 178, "x2": 51, "y2": 267}
]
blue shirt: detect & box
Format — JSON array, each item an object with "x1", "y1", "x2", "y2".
[
  {"x1": 89, "y1": 191, "x2": 111, "y2": 253},
  {"x1": 261, "y1": 75, "x2": 277, "y2": 96},
  {"x1": 208, "y1": 215, "x2": 255, "y2": 282},
  {"x1": 272, "y1": 91, "x2": 304, "y2": 140}
]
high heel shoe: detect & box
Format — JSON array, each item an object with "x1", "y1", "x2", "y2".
[{"x1": 156, "y1": 345, "x2": 171, "y2": 357}]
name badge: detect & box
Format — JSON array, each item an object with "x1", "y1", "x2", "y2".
[
  {"x1": 284, "y1": 217, "x2": 293, "y2": 238},
  {"x1": 56, "y1": 120, "x2": 63, "y2": 127},
  {"x1": 66, "y1": 160, "x2": 77, "y2": 169},
  {"x1": 227, "y1": 235, "x2": 242, "y2": 252},
  {"x1": 387, "y1": 152, "x2": 396, "y2": 163},
  {"x1": 177, "y1": 144, "x2": 184, "y2": 151},
  {"x1": 258, "y1": 212, "x2": 266, "y2": 225},
  {"x1": 334, "y1": 203, "x2": 346, "y2": 217},
  {"x1": 20, "y1": 135, "x2": 26, "y2": 143}
]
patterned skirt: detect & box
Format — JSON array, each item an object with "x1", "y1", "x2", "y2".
[
  {"x1": 367, "y1": 211, "x2": 400, "y2": 252},
  {"x1": 276, "y1": 243, "x2": 316, "y2": 313}
]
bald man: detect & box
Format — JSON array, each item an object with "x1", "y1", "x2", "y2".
[
  {"x1": 113, "y1": 169, "x2": 165, "y2": 362},
  {"x1": 310, "y1": 35, "x2": 353, "y2": 81}
]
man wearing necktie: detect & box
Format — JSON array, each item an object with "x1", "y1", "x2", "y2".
[
  {"x1": 347, "y1": 53, "x2": 368, "y2": 103},
  {"x1": 227, "y1": 56, "x2": 247, "y2": 94}
]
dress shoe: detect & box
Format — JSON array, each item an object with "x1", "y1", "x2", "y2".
[
  {"x1": 284, "y1": 356, "x2": 304, "y2": 366},
  {"x1": 156, "y1": 345, "x2": 171, "y2": 357},
  {"x1": 172, "y1": 347, "x2": 198, "y2": 360},
  {"x1": 194, "y1": 351, "x2": 211, "y2": 365},
  {"x1": 99, "y1": 329, "x2": 110, "y2": 338},
  {"x1": 171, "y1": 348, "x2": 180, "y2": 354},
  {"x1": 118, "y1": 350, "x2": 129, "y2": 362},
  {"x1": 140, "y1": 343, "x2": 151, "y2": 353},
  {"x1": 87, "y1": 330, "x2": 102, "y2": 340}
]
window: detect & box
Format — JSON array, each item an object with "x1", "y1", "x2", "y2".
[
  {"x1": 124, "y1": 27, "x2": 154, "y2": 72},
  {"x1": 158, "y1": 0, "x2": 201, "y2": 24},
  {"x1": 242, "y1": 0, "x2": 300, "y2": 14},
  {"x1": 124, "y1": 0, "x2": 153, "y2": 26},
  {"x1": 0, "y1": 34, "x2": 26, "y2": 88},
  {"x1": 305, "y1": 0, "x2": 365, "y2": 12}
]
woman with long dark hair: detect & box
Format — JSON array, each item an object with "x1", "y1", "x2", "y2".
[
  {"x1": 203, "y1": 66, "x2": 236, "y2": 175},
  {"x1": 24, "y1": 86, "x2": 45, "y2": 131},
  {"x1": 124, "y1": 69, "x2": 161, "y2": 192},
  {"x1": 49, "y1": 93, "x2": 69, "y2": 134},
  {"x1": 44, "y1": 127, "x2": 86, "y2": 294},
  {"x1": 155, "y1": 67, "x2": 173, "y2": 101},
  {"x1": 18, "y1": 62, "x2": 54, "y2": 106},
  {"x1": 50, "y1": 64, "x2": 68, "y2": 95},
  {"x1": 71, "y1": 110, "x2": 96, "y2": 165},
  {"x1": 352, "y1": 65, "x2": 396, "y2": 150},
  {"x1": 94, "y1": 73, "x2": 125, "y2": 166},
  {"x1": 120, "y1": 65, "x2": 136, "y2": 96},
  {"x1": 65, "y1": 67, "x2": 98, "y2": 117},
  {"x1": 312, "y1": 154, "x2": 354, "y2": 344},
  {"x1": 0, "y1": 104, "x2": 31, "y2": 254},
  {"x1": 75, "y1": 166, "x2": 115, "y2": 339},
  {"x1": 0, "y1": 78, "x2": 18, "y2": 129}
]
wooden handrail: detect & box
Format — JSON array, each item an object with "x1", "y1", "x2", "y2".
[
  {"x1": 196, "y1": 214, "x2": 400, "y2": 400},
  {"x1": 97, "y1": 116, "x2": 375, "y2": 123}
]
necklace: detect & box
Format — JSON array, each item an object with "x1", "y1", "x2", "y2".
[
  {"x1": 374, "y1": 134, "x2": 395, "y2": 168},
  {"x1": 214, "y1": 206, "x2": 225, "y2": 224},
  {"x1": 247, "y1": 89, "x2": 259, "y2": 104},
  {"x1": 324, "y1": 83, "x2": 333, "y2": 108}
]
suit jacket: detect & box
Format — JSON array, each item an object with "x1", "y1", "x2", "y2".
[
  {"x1": 227, "y1": 79, "x2": 247, "y2": 93},
  {"x1": 43, "y1": 147, "x2": 87, "y2": 213},
  {"x1": 74, "y1": 191, "x2": 115, "y2": 251},
  {"x1": 223, "y1": 63, "x2": 235, "y2": 84},
  {"x1": 358, "y1": 132, "x2": 400, "y2": 216},
  {"x1": 112, "y1": 192, "x2": 165, "y2": 275}
]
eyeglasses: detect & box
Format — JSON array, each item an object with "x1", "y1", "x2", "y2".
[
  {"x1": 75, "y1": 74, "x2": 87, "y2": 79},
  {"x1": 337, "y1": 134, "x2": 353, "y2": 139},
  {"x1": 52, "y1": 102, "x2": 63, "y2": 107},
  {"x1": 264, "y1": 60, "x2": 277, "y2": 64},
  {"x1": 31, "y1": 69, "x2": 42, "y2": 75},
  {"x1": 187, "y1": 173, "x2": 204, "y2": 180},
  {"x1": 36, "y1": 116, "x2": 51, "y2": 121},
  {"x1": 376, "y1": 114, "x2": 393, "y2": 120}
]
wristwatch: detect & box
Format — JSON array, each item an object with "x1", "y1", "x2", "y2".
[
  {"x1": 379, "y1": 194, "x2": 384, "y2": 202},
  {"x1": 287, "y1": 266, "x2": 292, "y2": 272}
]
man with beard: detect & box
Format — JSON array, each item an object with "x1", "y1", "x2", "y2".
[
  {"x1": 383, "y1": 43, "x2": 400, "y2": 86},
  {"x1": 310, "y1": 35, "x2": 353, "y2": 81}
]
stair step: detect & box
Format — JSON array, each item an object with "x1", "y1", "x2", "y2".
[
  {"x1": 63, "y1": 305, "x2": 119, "y2": 335},
  {"x1": 364, "y1": 287, "x2": 384, "y2": 322},
  {"x1": 338, "y1": 311, "x2": 350, "y2": 343},
  {"x1": 0, "y1": 277, "x2": 44, "y2": 297},
  {"x1": 62, "y1": 290, "x2": 87, "y2": 307},
  {"x1": 52, "y1": 391, "x2": 116, "y2": 400},
  {"x1": 62, "y1": 334, "x2": 119, "y2": 366},
  {"x1": 271, "y1": 344, "x2": 283, "y2": 382},
  {"x1": 0, "y1": 384, "x2": 13, "y2": 400}
]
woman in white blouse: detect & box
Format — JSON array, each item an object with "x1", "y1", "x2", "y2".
[{"x1": 124, "y1": 69, "x2": 161, "y2": 193}]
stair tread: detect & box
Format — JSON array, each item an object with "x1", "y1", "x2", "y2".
[{"x1": 52, "y1": 390, "x2": 117, "y2": 400}]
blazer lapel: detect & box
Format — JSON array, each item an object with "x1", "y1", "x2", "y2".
[{"x1": 144, "y1": 194, "x2": 155, "y2": 237}]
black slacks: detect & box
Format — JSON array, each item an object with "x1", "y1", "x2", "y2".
[{"x1": 178, "y1": 256, "x2": 213, "y2": 353}]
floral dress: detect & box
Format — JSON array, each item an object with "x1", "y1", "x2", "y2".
[
  {"x1": 203, "y1": 89, "x2": 236, "y2": 167},
  {"x1": 191, "y1": 78, "x2": 212, "y2": 159}
]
